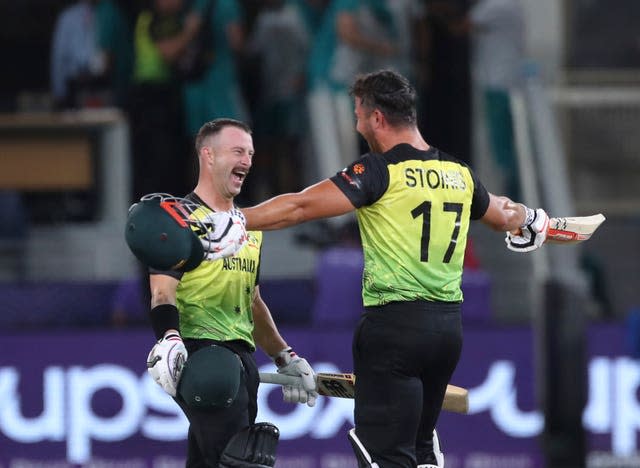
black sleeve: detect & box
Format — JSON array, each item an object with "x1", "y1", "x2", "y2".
[
  {"x1": 469, "y1": 171, "x2": 490, "y2": 220},
  {"x1": 329, "y1": 154, "x2": 389, "y2": 208}
]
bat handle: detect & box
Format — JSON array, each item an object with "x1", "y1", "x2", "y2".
[{"x1": 259, "y1": 372, "x2": 303, "y2": 386}]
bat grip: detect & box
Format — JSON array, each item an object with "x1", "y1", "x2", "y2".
[{"x1": 259, "y1": 372, "x2": 303, "y2": 386}]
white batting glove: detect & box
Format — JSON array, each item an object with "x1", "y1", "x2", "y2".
[
  {"x1": 199, "y1": 208, "x2": 248, "y2": 261},
  {"x1": 273, "y1": 347, "x2": 318, "y2": 407},
  {"x1": 147, "y1": 331, "x2": 188, "y2": 397},
  {"x1": 505, "y1": 207, "x2": 550, "y2": 253}
]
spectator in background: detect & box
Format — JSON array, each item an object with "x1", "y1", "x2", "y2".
[
  {"x1": 418, "y1": 0, "x2": 472, "y2": 166},
  {"x1": 307, "y1": 0, "x2": 398, "y2": 184},
  {"x1": 129, "y1": 0, "x2": 197, "y2": 200},
  {"x1": 383, "y1": 0, "x2": 427, "y2": 82},
  {"x1": 246, "y1": 0, "x2": 311, "y2": 199},
  {"x1": 50, "y1": 0, "x2": 107, "y2": 108},
  {"x1": 182, "y1": 0, "x2": 249, "y2": 138},
  {"x1": 296, "y1": 0, "x2": 330, "y2": 34},
  {"x1": 454, "y1": 0, "x2": 525, "y2": 199},
  {"x1": 94, "y1": 0, "x2": 137, "y2": 108}
]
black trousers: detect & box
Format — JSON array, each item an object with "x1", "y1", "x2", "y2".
[
  {"x1": 353, "y1": 301, "x2": 462, "y2": 467},
  {"x1": 177, "y1": 339, "x2": 259, "y2": 468}
]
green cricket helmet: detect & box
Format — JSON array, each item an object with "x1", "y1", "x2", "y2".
[
  {"x1": 178, "y1": 344, "x2": 243, "y2": 409},
  {"x1": 124, "y1": 193, "x2": 208, "y2": 272}
]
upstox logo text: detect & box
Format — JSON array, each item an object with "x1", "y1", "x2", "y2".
[{"x1": 1, "y1": 358, "x2": 639, "y2": 463}]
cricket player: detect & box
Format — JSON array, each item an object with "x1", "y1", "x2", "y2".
[
  {"x1": 129, "y1": 119, "x2": 318, "y2": 467},
  {"x1": 209, "y1": 70, "x2": 550, "y2": 467}
]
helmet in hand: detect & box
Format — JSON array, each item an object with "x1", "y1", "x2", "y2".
[{"x1": 124, "y1": 193, "x2": 207, "y2": 272}]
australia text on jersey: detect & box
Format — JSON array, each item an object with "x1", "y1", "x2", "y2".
[{"x1": 222, "y1": 257, "x2": 256, "y2": 273}]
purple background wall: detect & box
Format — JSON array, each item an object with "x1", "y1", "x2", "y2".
[{"x1": 2, "y1": 323, "x2": 639, "y2": 467}]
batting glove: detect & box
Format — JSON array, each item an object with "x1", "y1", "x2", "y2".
[
  {"x1": 200, "y1": 208, "x2": 248, "y2": 261},
  {"x1": 147, "y1": 331, "x2": 188, "y2": 397},
  {"x1": 273, "y1": 347, "x2": 318, "y2": 407},
  {"x1": 505, "y1": 207, "x2": 550, "y2": 253}
]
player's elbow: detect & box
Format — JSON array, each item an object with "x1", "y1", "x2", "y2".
[{"x1": 150, "y1": 289, "x2": 175, "y2": 308}]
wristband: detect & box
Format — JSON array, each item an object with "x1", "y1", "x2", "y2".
[{"x1": 149, "y1": 304, "x2": 180, "y2": 340}]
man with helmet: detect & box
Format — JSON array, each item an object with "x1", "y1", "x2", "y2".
[{"x1": 126, "y1": 118, "x2": 317, "y2": 467}]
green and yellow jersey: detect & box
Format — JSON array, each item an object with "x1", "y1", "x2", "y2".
[
  {"x1": 153, "y1": 194, "x2": 262, "y2": 350},
  {"x1": 330, "y1": 144, "x2": 490, "y2": 306},
  {"x1": 133, "y1": 10, "x2": 174, "y2": 83}
]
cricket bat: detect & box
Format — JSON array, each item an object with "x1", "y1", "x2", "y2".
[
  {"x1": 546, "y1": 213, "x2": 605, "y2": 244},
  {"x1": 260, "y1": 372, "x2": 469, "y2": 415}
]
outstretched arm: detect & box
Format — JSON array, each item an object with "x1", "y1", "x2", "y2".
[
  {"x1": 243, "y1": 179, "x2": 355, "y2": 231},
  {"x1": 480, "y1": 193, "x2": 528, "y2": 232},
  {"x1": 481, "y1": 193, "x2": 550, "y2": 253}
]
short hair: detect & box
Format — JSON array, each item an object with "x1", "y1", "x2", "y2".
[
  {"x1": 349, "y1": 69, "x2": 417, "y2": 127},
  {"x1": 194, "y1": 118, "x2": 252, "y2": 154}
]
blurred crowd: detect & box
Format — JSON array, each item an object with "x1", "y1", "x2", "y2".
[
  {"x1": 46, "y1": 0, "x2": 520, "y2": 326},
  {"x1": 50, "y1": 0, "x2": 525, "y2": 206},
  {"x1": 9, "y1": 0, "x2": 618, "y2": 329}
]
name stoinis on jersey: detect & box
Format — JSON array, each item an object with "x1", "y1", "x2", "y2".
[
  {"x1": 404, "y1": 167, "x2": 467, "y2": 191},
  {"x1": 222, "y1": 257, "x2": 256, "y2": 273}
]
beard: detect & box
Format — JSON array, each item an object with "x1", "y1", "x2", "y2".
[
  {"x1": 366, "y1": 137, "x2": 382, "y2": 153},
  {"x1": 359, "y1": 127, "x2": 380, "y2": 153}
]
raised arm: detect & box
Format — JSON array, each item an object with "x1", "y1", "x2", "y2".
[{"x1": 242, "y1": 179, "x2": 355, "y2": 231}]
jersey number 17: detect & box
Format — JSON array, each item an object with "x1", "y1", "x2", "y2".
[{"x1": 411, "y1": 201, "x2": 463, "y2": 263}]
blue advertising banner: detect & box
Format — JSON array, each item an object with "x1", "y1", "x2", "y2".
[{"x1": 1, "y1": 323, "x2": 639, "y2": 467}]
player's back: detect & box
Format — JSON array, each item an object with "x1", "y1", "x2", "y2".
[{"x1": 355, "y1": 144, "x2": 478, "y2": 306}]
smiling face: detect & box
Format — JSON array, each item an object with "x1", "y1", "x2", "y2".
[{"x1": 206, "y1": 126, "x2": 254, "y2": 200}]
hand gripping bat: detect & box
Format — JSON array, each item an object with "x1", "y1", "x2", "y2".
[{"x1": 260, "y1": 372, "x2": 469, "y2": 414}]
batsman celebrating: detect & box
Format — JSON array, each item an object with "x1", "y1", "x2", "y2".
[
  {"x1": 210, "y1": 70, "x2": 553, "y2": 467},
  {"x1": 126, "y1": 119, "x2": 318, "y2": 467}
]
